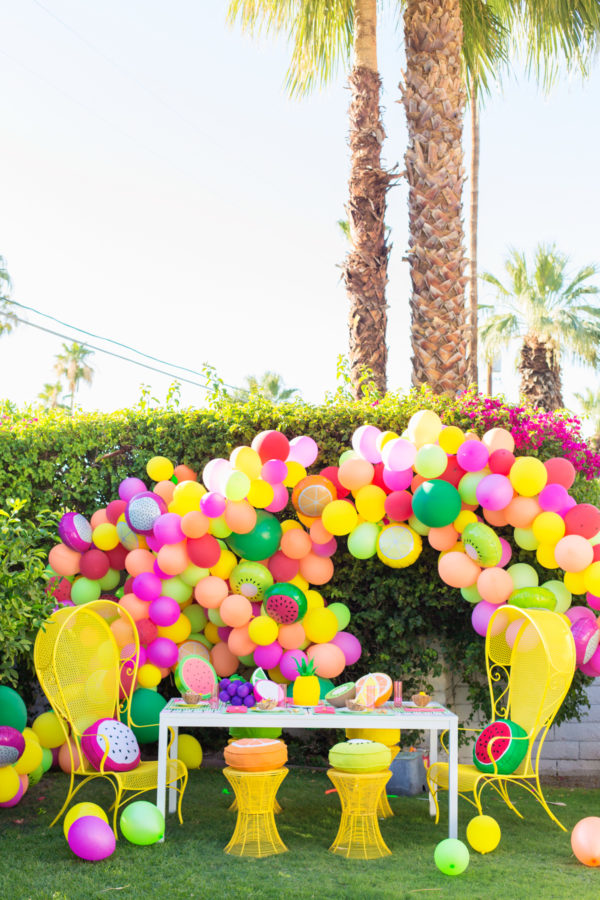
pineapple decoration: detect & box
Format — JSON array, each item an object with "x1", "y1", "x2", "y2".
[{"x1": 293, "y1": 658, "x2": 320, "y2": 706}]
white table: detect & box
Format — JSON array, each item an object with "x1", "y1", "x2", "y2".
[{"x1": 156, "y1": 700, "x2": 458, "y2": 842}]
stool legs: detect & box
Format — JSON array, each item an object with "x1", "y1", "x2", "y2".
[
  {"x1": 327, "y1": 769, "x2": 392, "y2": 859},
  {"x1": 223, "y1": 767, "x2": 288, "y2": 858}
]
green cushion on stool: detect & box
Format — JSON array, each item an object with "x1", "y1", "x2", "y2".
[{"x1": 329, "y1": 739, "x2": 391, "y2": 773}]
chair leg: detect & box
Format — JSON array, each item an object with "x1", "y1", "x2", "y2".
[
  {"x1": 50, "y1": 774, "x2": 104, "y2": 828},
  {"x1": 112, "y1": 784, "x2": 123, "y2": 837},
  {"x1": 177, "y1": 770, "x2": 188, "y2": 825},
  {"x1": 425, "y1": 772, "x2": 440, "y2": 825}
]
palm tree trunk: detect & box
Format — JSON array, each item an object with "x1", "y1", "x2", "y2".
[
  {"x1": 519, "y1": 335, "x2": 564, "y2": 410},
  {"x1": 401, "y1": 0, "x2": 469, "y2": 396},
  {"x1": 344, "y1": 0, "x2": 391, "y2": 399},
  {"x1": 467, "y1": 75, "x2": 479, "y2": 388}
]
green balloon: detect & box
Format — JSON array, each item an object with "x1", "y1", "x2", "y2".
[
  {"x1": 542, "y1": 580, "x2": 571, "y2": 614},
  {"x1": 408, "y1": 514, "x2": 430, "y2": 535},
  {"x1": 180, "y1": 564, "x2": 209, "y2": 587},
  {"x1": 347, "y1": 522, "x2": 379, "y2": 559},
  {"x1": 98, "y1": 568, "x2": 120, "y2": 591},
  {"x1": 509, "y1": 586, "x2": 556, "y2": 610},
  {"x1": 121, "y1": 688, "x2": 166, "y2": 744},
  {"x1": 41, "y1": 747, "x2": 53, "y2": 773},
  {"x1": 461, "y1": 584, "x2": 482, "y2": 604},
  {"x1": 328, "y1": 602, "x2": 351, "y2": 630},
  {"x1": 183, "y1": 605, "x2": 207, "y2": 632},
  {"x1": 238, "y1": 653, "x2": 255, "y2": 665},
  {"x1": 318, "y1": 677, "x2": 335, "y2": 698},
  {"x1": 0, "y1": 685, "x2": 27, "y2": 731},
  {"x1": 226, "y1": 510, "x2": 282, "y2": 562},
  {"x1": 458, "y1": 471, "x2": 486, "y2": 505},
  {"x1": 189, "y1": 632, "x2": 213, "y2": 650},
  {"x1": 71, "y1": 577, "x2": 102, "y2": 605},
  {"x1": 412, "y1": 481, "x2": 462, "y2": 528},
  {"x1": 339, "y1": 449, "x2": 358, "y2": 464},
  {"x1": 434, "y1": 838, "x2": 470, "y2": 876},
  {"x1": 208, "y1": 607, "x2": 225, "y2": 627},
  {"x1": 161, "y1": 577, "x2": 193, "y2": 604},
  {"x1": 415, "y1": 444, "x2": 447, "y2": 479},
  {"x1": 120, "y1": 800, "x2": 165, "y2": 845},
  {"x1": 507, "y1": 563, "x2": 538, "y2": 590},
  {"x1": 28, "y1": 763, "x2": 45, "y2": 787},
  {"x1": 210, "y1": 516, "x2": 232, "y2": 539}
]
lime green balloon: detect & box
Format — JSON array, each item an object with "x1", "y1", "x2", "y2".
[
  {"x1": 347, "y1": 522, "x2": 379, "y2": 559},
  {"x1": 225, "y1": 470, "x2": 251, "y2": 502},
  {"x1": 210, "y1": 516, "x2": 232, "y2": 539},
  {"x1": 161, "y1": 577, "x2": 193, "y2": 604},
  {"x1": 71, "y1": 577, "x2": 102, "y2": 605},
  {"x1": 189, "y1": 632, "x2": 213, "y2": 650},
  {"x1": 121, "y1": 689, "x2": 166, "y2": 744},
  {"x1": 408, "y1": 514, "x2": 430, "y2": 536},
  {"x1": 98, "y1": 568, "x2": 120, "y2": 591},
  {"x1": 207, "y1": 607, "x2": 225, "y2": 627},
  {"x1": 339, "y1": 449, "x2": 359, "y2": 464},
  {"x1": 238, "y1": 653, "x2": 255, "y2": 665},
  {"x1": 28, "y1": 763, "x2": 44, "y2": 787},
  {"x1": 414, "y1": 444, "x2": 448, "y2": 479},
  {"x1": 507, "y1": 563, "x2": 539, "y2": 590},
  {"x1": 542, "y1": 580, "x2": 572, "y2": 614},
  {"x1": 0, "y1": 685, "x2": 27, "y2": 730},
  {"x1": 180, "y1": 564, "x2": 209, "y2": 587},
  {"x1": 434, "y1": 838, "x2": 470, "y2": 875},
  {"x1": 328, "y1": 602, "x2": 351, "y2": 630},
  {"x1": 461, "y1": 583, "x2": 483, "y2": 604},
  {"x1": 514, "y1": 528, "x2": 539, "y2": 551},
  {"x1": 183, "y1": 605, "x2": 208, "y2": 632},
  {"x1": 120, "y1": 800, "x2": 164, "y2": 845},
  {"x1": 41, "y1": 747, "x2": 53, "y2": 773},
  {"x1": 458, "y1": 471, "x2": 486, "y2": 505}
]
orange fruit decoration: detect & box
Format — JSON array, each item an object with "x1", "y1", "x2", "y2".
[
  {"x1": 224, "y1": 738, "x2": 288, "y2": 772},
  {"x1": 292, "y1": 475, "x2": 337, "y2": 518},
  {"x1": 355, "y1": 672, "x2": 393, "y2": 708}
]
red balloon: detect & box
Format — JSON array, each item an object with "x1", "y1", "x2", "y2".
[
  {"x1": 268, "y1": 550, "x2": 300, "y2": 582},
  {"x1": 488, "y1": 449, "x2": 515, "y2": 475},
  {"x1": 79, "y1": 549, "x2": 110, "y2": 580},
  {"x1": 436, "y1": 455, "x2": 466, "y2": 488},
  {"x1": 107, "y1": 544, "x2": 128, "y2": 570},
  {"x1": 106, "y1": 499, "x2": 127, "y2": 524},
  {"x1": 564, "y1": 504, "x2": 600, "y2": 539},
  {"x1": 252, "y1": 430, "x2": 290, "y2": 462},
  {"x1": 186, "y1": 534, "x2": 221, "y2": 568},
  {"x1": 320, "y1": 466, "x2": 349, "y2": 499},
  {"x1": 384, "y1": 491, "x2": 413, "y2": 521},
  {"x1": 371, "y1": 463, "x2": 388, "y2": 492},
  {"x1": 137, "y1": 618, "x2": 158, "y2": 646},
  {"x1": 544, "y1": 457, "x2": 576, "y2": 489}
]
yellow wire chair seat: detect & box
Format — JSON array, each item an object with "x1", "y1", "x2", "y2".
[
  {"x1": 34, "y1": 601, "x2": 188, "y2": 836},
  {"x1": 426, "y1": 606, "x2": 576, "y2": 831}
]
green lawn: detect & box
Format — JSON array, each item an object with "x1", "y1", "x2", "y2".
[{"x1": 1, "y1": 768, "x2": 598, "y2": 900}]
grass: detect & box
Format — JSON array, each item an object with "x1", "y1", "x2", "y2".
[{"x1": 0, "y1": 767, "x2": 599, "y2": 900}]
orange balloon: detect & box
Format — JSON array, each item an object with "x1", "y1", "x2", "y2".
[
  {"x1": 571, "y1": 816, "x2": 600, "y2": 867},
  {"x1": 120, "y1": 593, "x2": 150, "y2": 622},
  {"x1": 181, "y1": 510, "x2": 210, "y2": 538},
  {"x1": 223, "y1": 500, "x2": 257, "y2": 534},
  {"x1": 210, "y1": 641, "x2": 239, "y2": 677},
  {"x1": 125, "y1": 548, "x2": 155, "y2": 576},
  {"x1": 428, "y1": 525, "x2": 459, "y2": 551},
  {"x1": 194, "y1": 575, "x2": 228, "y2": 608},
  {"x1": 278, "y1": 622, "x2": 306, "y2": 650},
  {"x1": 337, "y1": 458, "x2": 374, "y2": 491},
  {"x1": 48, "y1": 543, "x2": 82, "y2": 577},
  {"x1": 438, "y1": 551, "x2": 481, "y2": 588},
  {"x1": 153, "y1": 480, "x2": 176, "y2": 503},
  {"x1": 157, "y1": 541, "x2": 190, "y2": 576},
  {"x1": 411, "y1": 474, "x2": 426, "y2": 493},
  {"x1": 281, "y1": 528, "x2": 312, "y2": 560},
  {"x1": 477, "y1": 567, "x2": 514, "y2": 604},
  {"x1": 228, "y1": 624, "x2": 257, "y2": 657},
  {"x1": 299, "y1": 552, "x2": 334, "y2": 585},
  {"x1": 219, "y1": 594, "x2": 253, "y2": 627},
  {"x1": 306, "y1": 642, "x2": 346, "y2": 678},
  {"x1": 174, "y1": 464, "x2": 198, "y2": 482},
  {"x1": 482, "y1": 427, "x2": 515, "y2": 453},
  {"x1": 310, "y1": 519, "x2": 333, "y2": 545},
  {"x1": 58, "y1": 738, "x2": 82, "y2": 773},
  {"x1": 505, "y1": 496, "x2": 541, "y2": 529},
  {"x1": 90, "y1": 509, "x2": 109, "y2": 528},
  {"x1": 110, "y1": 617, "x2": 135, "y2": 648},
  {"x1": 482, "y1": 507, "x2": 510, "y2": 527}
]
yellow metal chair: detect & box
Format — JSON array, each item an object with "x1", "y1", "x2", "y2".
[
  {"x1": 427, "y1": 606, "x2": 576, "y2": 830},
  {"x1": 34, "y1": 600, "x2": 187, "y2": 836}
]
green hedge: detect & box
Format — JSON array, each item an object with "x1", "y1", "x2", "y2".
[{"x1": 1, "y1": 388, "x2": 597, "y2": 728}]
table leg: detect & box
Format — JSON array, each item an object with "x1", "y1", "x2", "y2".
[
  {"x1": 428, "y1": 729, "x2": 437, "y2": 818},
  {"x1": 168, "y1": 727, "x2": 178, "y2": 815},
  {"x1": 157, "y1": 719, "x2": 168, "y2": 842},
  {"x1": 448, "y1": 721, "x2": 458, "y2": 839}
]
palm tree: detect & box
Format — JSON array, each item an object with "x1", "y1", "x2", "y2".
[
  {"x1": 479, "y1": 244, "x2": 600, "y2": 410},
  {"x1": 0, "y1": 255, "x2": 17, "y2": 337},
  {"x1": 37, "y1": 381, "x2": 66, "y2": 410},
  {"x1": 228, "y1": 0, "x2": 391, "y2": 399},
  {"x1": 53, "y1": 342, "x2": 94, "y2": 413},
  {"x1": 231, "y1": 370, "x2": 299, "y2": 403}
]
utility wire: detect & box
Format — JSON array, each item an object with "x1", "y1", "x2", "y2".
[{"x1": 6, "y1": 298, "x2": 240, "y2": 390}]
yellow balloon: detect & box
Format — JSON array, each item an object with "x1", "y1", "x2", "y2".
[
  {"x1": 354, "y1": 485, "x2": 386, "y2": 523},
  {"x1": 248, "y1": 615, "x2": 279, "y2": 646},
  {"x1": 438, "y1": 425, "x2": 465, "y2": 454},
  {"x1": 33, "y1": 710, "x2": 67, "y2": 749},
  {"x1": 281, "y1": 519, "x2": 303, "y2": 533},
  {"x1": 230, "y1": 446, "x2": 262, "y2": 480},
  {"x1": 0, "y1": 766, "x2": 21, "y2": 802},
  {"x1": 584, "y1": 561, "x2": 600, "y2": 596},
  {"x1": 321, "y1": 500, "x2": 358, "y2": 536},
  {"x1": 305, "y1": 589, "x2": 325, "y2": 611},
  {"x1": 22, "y1": 727, "x2": 40, "y2": 745},
  {"x1": 92, "y1": 522, "x2": 119, "y2": 551},
  {"x1": 247, "y1": 479, "x2": 274, "y2": 509},
  {"x1": 137, "y1": 663, "x2": 162, "y2": 688},
  {"x1": 283, "y1": 461, "x2": 307, "y2": 488},
  {"x1": 204, "y1": 622, "x2": 219, "y2": 644},
  {"x1": 376, "y1": 430, "x2": 399, "y2": 451},
  {"x1": 407, "y1": 409, "x2": 443, "y2": 447},
  {"x1": 210, "y1": 548, "x2": 237, "y2": 580},
  {"x1": 157, "y1": 614, "x2": 192, "y2": 644},
  {"x1": 15, "y1": 736, "x2": 44, "y2": 775},
  {"x1": 85, "y1": 669, "x2": 117, "y2": 703},
  {"x1": 63, "y1": 802, "x2": 109, "y2": 839},
  {"x1": 564, "y1": 570, "x2": 587, "y2": 595},
  {"x1": 302, "y1": 608, "x2": 338, "y2": 644},
  {"x1": 509, "y1": 456, "x2": 548, "y2": 497},
  {"x1": 290, "y1": 573, "x2": 309, "y2": 593},
  {"x1": 536, "y1": 543, "x2": 559, "y2": 569},
  {"x1": 466, "y1": 814, "x2": 501, "y2": 854},
  {"x1": 176, "y1": 734, "x2": 203, "y2": 769},
  {"x1": 453, "y1": 510, "x2": 478, "y2": 533},
  {"x1": 532, "y1": 512, "x2": 565, "y2": 544},
  {"x1": 146, "y1": 456, "x2": 174, "y2": 482}
]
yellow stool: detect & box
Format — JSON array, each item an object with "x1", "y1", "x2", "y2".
[
  {"x1": 223, "y1": 767, "x2": 288, "y2": 857},
  {"x1": 377, "y1": 745, "x2": 400, "y2": 819},
  {"x1": 229, "y1": 796, "x2": 282, "y2": 814},
  {"x1": 327, "y1": 769, "x2": 392, "y2": 859}
]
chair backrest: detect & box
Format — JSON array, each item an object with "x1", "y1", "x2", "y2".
[
  {"x1": 485, "y1": 606, "x2": 576, "y2": 776},
  {"x1": 34, "y1": 601, "x2": 139, "y2": 750}
]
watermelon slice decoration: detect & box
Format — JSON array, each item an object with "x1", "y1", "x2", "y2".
[
  {"x1": 263, "y1": 583, "x2": 307, "y2": 624},
  {"x1": 473, "y1": 719, "x2": 528, "y2": 774},
  {"x1": 175, "y1": 655, "x2": 217, "y2": 699}
]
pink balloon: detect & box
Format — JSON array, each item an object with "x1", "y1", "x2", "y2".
[
  {"x1": 498, "y1": 538, "x2": 513, "y2": 568},
  {"x1": 153, "y1": 513, "x2": 185, "y2": 546},
  {"x1": 132, "y1": 572, "x2": 163, "y2": 602},
  {"x1": 279, "y1": 649, "x2": 308, "y2": 681},
  {"x1": 217, "y1": 626, "x2": 232, "y2": 642},
  {"x1": 147, "y1": 636, "x2": 178, "y2": 668},
  {"x1": 456, "y1": 440, "x2": 489, "y2": 473},
  {"x1": 382, "y1": 467, "x2": 414, "y2": 491},
  {"x1": 118, "y1": 477, "x2": 147, "y2": 502},
  {"x1": 352, "y1": 425, "x2": 382, "y2": 464},
  {"x1": 253, "y1": 641, "x2": 283, "y2": 670},
  {"x1": 475, "y1": 474, "x2": 513, "y2": 511},
  {"x1": 265, "y1": 483, "x2": 289, "y2": 513},
  {"x1": 566, "y1": 606, "x2": 597, "y2": 624},
  {"x1": 149, "y1": 595, "x2": 180, "y2": 627},
  {"x1": 471, "y1": 600, "x2": 501, "y2": 637},
  {"x1": 538, "y1": 483, "x2": 570, "y2": 513},
  {"x1": 586, "y1": 592, "x2": 600, "y2": 611},
  {"x1": 330, "y1": 631, "x2": 362, "y2": 665},
  {"x1": 261, "y1": 459, "x2": 288, "y2": 484},
  {"x1": 200, "y1": 492, "x2": 227, "y2": 518},
  {"x1": 288, "y1": 435, "x2": 319, "y2": 467},
  {"x1": 579, "y1": 645, "x2": 600, "y2": 677},
  {"x1": 381, "y1": 439, "x2": 416, "y2": 472},
  {"x1": 311, "y1": 536, "x2": 337, "y2": 558}
]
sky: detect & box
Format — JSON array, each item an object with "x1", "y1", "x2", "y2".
[{"x1": 1, "y1": 0, "x2": 600, "y2": 423}]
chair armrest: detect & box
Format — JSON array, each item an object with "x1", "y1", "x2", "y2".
[{"x1": 439, "y1": 727, "x2": 482, "y2": 756}]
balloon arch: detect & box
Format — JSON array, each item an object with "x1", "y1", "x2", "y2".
[{"x1": 48, "y1": 409, "x2": 600, "y2": 695}]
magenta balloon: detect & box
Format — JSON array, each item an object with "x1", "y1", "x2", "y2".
[
  {"x1": 382, "y1": 467, "x2": 413, "y2": 491},
  {"x1": 120, "y1": 643, "x2": 147, "y2": 667},
  {"x1": 538, "y1": 483, "x2": 570, "y2": 513},
  {"x1": 153, "y1": 513, "x2": 185, "y2": 546},
  {"x1": 498, "y1": 538, "x2": 512, "y2": 568},
  {"x1": 579, "y1": 645, "x2": 600, "y2": 677},
  {"x1": 147, "y1": 637, "x2": 178, "y2": 668},
  {"x1": 566, "y1": 606, "x2": 597, "y2": 625},
  {"x1": 288, "y1": 435, "x2": 319, "y2": 467},
  {"x1": 476, "y1": 474, "x2": 513, "y2": 511},
  {"x1": 200, "y1": 492, "x2": 227, "y2": 518},
  {"x1": 557, "y1": 495, "x2": 577, "y2": 517},
  {"x1": 456, "y1": 440, "x2": 489, "y2": 473},
  {"x1": 471, "y1": 600, "x2": 501, "y2": 637},
  {"x1": 68, "y1": 816, "x2": 116, "y2": 861},
  {"x1": 217, "y1": 626, "x2": 232, "y2": 642},
  {"x1": 279, "y1": 649, "x2": 308, "y2": 681},
  {"x1": 311, "y1": 537, "x2": 338, "y2": 558},
  {"x1": 587, "y1": 592, "x2": 600, "y2": 611},
  {"x1": 132, "y1": 572, "x2": 163, "y2": 603},
  {"x1": 149, "y1": 596, "x2": 180, "y2": 627},
  {"x1": 265, "y1": 483, "x2": 289, "y2": 513},
  {"x1": 253, "y1": 641, "x2": 283, "y2": 670},
  {"x1": 330, "y1": 631, "x2": 362, "y2": 666},
  {"x1": 118, "y1": 477, "x2": 147, "y2": 502},
  {"x1": 152, "y1": 560, "x2": 170, "y2": 580},
  {"x1": 261, "y1": 459, "x2": 288, "y2": 485}
]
